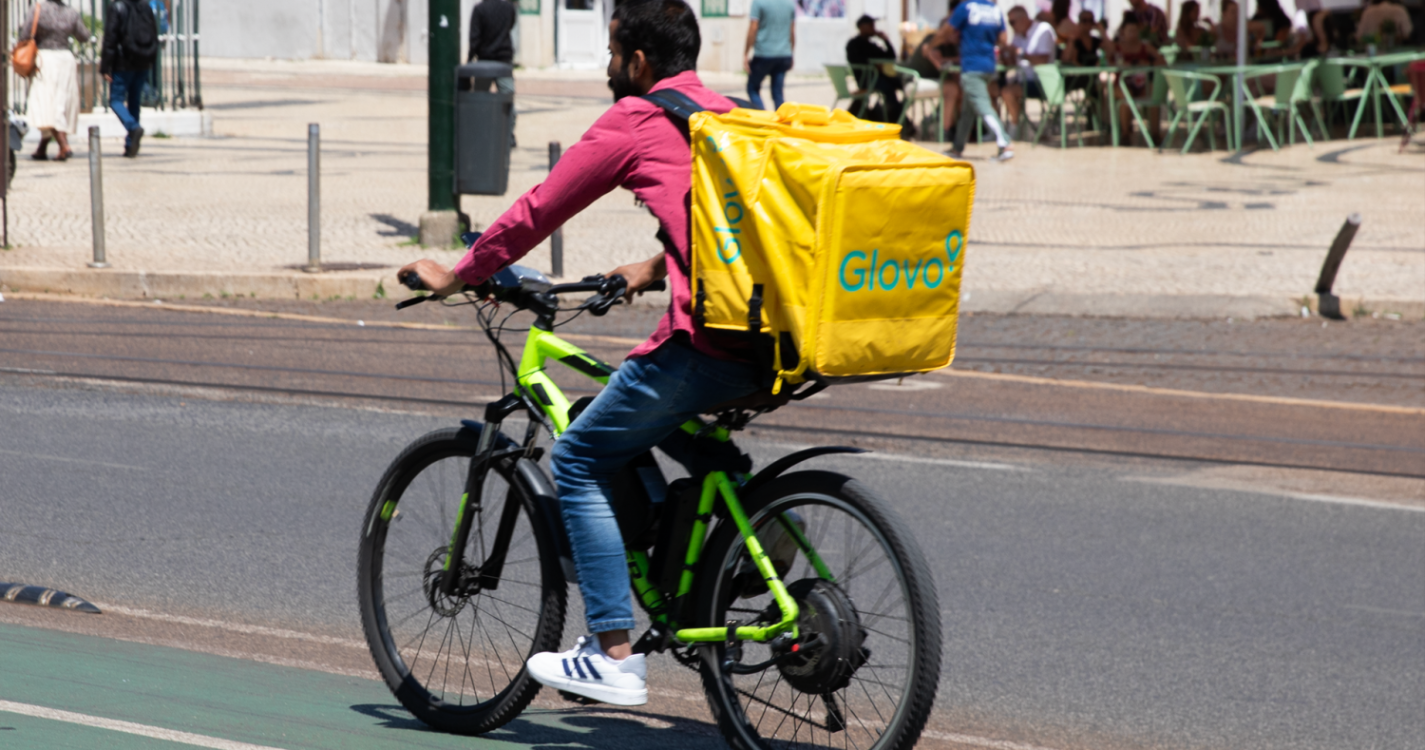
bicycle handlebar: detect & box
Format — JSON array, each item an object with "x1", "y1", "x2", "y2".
[{"x1": 394, "y1": 271, "x2": 666, "y2": 312}]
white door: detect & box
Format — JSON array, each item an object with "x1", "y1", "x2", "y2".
[{"x1": 557, "y1": 0, "x2": 608, "y2": 68}]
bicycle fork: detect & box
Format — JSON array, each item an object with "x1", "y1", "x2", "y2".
[{"x1": 440, "y1": 397, "x2": 532, "y2": 598}]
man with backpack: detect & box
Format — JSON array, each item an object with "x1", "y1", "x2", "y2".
[
  {"x1": 100, "y1": 0, "x2": 159, "y2": 157},
  {"x1": 398, "y1": 0, "x2": 768, "y2": 706}
]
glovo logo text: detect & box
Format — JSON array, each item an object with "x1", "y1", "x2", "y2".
[
  {"x1": 713, "y1": 177, "x2": 743, "y2": 264},
  {"x1": 838, "y1": 231, "x2": 963, "y2": 292}
]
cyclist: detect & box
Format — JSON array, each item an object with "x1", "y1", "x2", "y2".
[{"x1": 398, "y1": 0, "x2": 774, "y2": 707}]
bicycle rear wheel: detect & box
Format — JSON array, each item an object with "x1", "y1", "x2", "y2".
[
  {"x1": 696, "y1": 471, "x2": 941, "y2": 750},
  {"x1": 357, "y1": 425, "x2": 566, "y2": 734}
]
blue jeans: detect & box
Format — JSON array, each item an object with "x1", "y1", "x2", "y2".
[
  {"x1": 747, "y1": 56, "x2": 793, "y2": 111},
  {"x1": 109, "y1": 69, "x2": 146, "y2": 148},
  {"x1": 550, "y1": 340, "x2": 762, "y2": 633}
]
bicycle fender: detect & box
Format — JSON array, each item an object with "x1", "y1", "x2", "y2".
[
  {"x1": 741, "y1": 446, "x2": 867, "y2": 498},
  {"x1": 511, "y1": 455, "x2": 578, "y2": 585}
]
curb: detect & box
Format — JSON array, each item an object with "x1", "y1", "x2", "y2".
[{"x1": 0, "y1": 267, "x2": 391, "y2": 301}]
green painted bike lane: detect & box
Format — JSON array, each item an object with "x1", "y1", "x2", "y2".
[{"x1": 0, "y1": 623, "x2": 722, "y2": 750}]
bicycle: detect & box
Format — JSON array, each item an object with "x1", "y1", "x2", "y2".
[{"x1": 357, "y1": 262, "x2": 942, "y2": 750}]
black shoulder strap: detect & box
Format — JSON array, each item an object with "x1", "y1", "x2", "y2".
[{"x1": 640, "y1": 89, "x2": 706, "y2": 142}]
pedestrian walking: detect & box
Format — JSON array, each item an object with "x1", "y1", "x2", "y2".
[
  {"x1": 100, "y1": 0, "x2": 160, "y2": 158},
  {"x1": 20, "y1": 0, "x2": 91, "y2": 162},
  {"x1": 946, "y1": 0, "x2": 1013, "y2": 161},
  {"x1": 744, "y1": 0, "x2": 796, "y2": 110},
  {"x1": 468, "y1": 0, "x2": 518, "y2": 146}
]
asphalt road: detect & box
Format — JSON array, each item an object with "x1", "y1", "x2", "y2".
[{"x1": 0, "y1": 298, "x2": 1422, "y2": 750}]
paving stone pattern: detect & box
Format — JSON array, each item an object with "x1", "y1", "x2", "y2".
[{"x1": 1, "y1": 58, "x2": 1421, "y2": 309}]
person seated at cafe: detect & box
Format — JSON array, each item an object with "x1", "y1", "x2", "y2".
[
  {"x1": 846, "y1": 14, "x2": 909, "y2": 130},
  {"x1": 1356, "y1": 0, "x2": 1413, "y2": 46},
  {"x1": 1002, "y1": 5, "x2": 1058, "y2": 138},
  {"x1": 1248, "y1": 0, "x2": 1293, "y2": 48},
  {"x1": 1107, "y1": 17, "x2": 1165, "y2": 145},
  {"x1": 1173, "y1": 0, "x2": 1216, "y2": 49},
  {"x1": 908, "y1": 10, "x2": 965, "y2": 141},
  {"x1": 1214, "y1": 0, "x2": 1241, "y2": 59},
  {"x1": 1061, "y1": 11, "x2": 1105, "y2": 92},
  {"x1": 1125, "y1": 0, "x2": 1169, "y2": 44}
]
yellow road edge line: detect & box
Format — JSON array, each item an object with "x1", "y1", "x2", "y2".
[
  {"x1": 12, "y1": 293, "x2": 1419, "y2": 416},
  {"x1": 0, "y1": 699, "x2": 287, "y2": 750},
  {"x1": 937, "y1": 368, "x2": 1425, "y2": 416}
]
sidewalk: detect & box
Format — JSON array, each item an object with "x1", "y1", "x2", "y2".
[{"x1": 0, "y1": 57, "x2": 1421, "y2": 319}]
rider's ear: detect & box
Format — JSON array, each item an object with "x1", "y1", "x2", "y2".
[{"x1": 630, "y1": 49, "x2": 652, "y2": 87}]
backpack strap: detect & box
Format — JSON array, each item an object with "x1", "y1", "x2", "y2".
[
  {"x1": 641, "y1": 89, "x2": 706, "y2": 279},
  {"x1": 641, "y1": 89, "x2": 706, "y2": 128}
]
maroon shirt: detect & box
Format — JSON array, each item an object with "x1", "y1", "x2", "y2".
[{"x1": 453, "y1": 71, "x2": 737, "y2": 360}]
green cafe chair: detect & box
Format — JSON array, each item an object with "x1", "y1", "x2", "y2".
[
  {"x1": 1161, "y1": 69, "x2": 1236, "y2": 153},
  {"x1": 825, "y1": 63, "x2": 879, "y2": 114},
  {"x1": 1030, "y1": 64, "x2": 1078, "y2": 148},
  {"x1": 1316, "y1": 60, "x2": 1369, "y2": 138},
  {"x1": 1246, "y1": 60, "x2": 1320, "y2": 150},
  {"x1": 1159, "y1": 44, "x2": 1181, "y2": 65},
  {"x1": 1118, "y1": 66, "x2": 1170, "y2": 149}
]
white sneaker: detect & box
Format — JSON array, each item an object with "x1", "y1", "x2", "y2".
[
  {"x1": 526, "y1": 635, "x2": 648, "y2": 706},
  {"x1": 995, "y1": 146, "x2": 1015, "y2": 162}
]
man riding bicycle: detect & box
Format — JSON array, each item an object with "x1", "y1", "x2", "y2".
[{"x1": 399, "y1": 0, "x2": 772, "y2": 707}]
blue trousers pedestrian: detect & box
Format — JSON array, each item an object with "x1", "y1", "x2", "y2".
[
  {"x1": 746, "y1": 56, "x2": 793, "y2": 111},
  {"x1": 108, "y1": 69, "x2": 147, "y2": 150},
  {"x1": 550, "y1": 340, "x2": 762, "y2": 634}
]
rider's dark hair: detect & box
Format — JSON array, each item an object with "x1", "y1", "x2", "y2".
[{"x1": 611, "y1": 0, "x2": 701, "y2": 81}]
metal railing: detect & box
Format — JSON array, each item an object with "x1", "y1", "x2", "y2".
[{"x1": 7, "y1": 0, "x2": 201, "y2": 116}]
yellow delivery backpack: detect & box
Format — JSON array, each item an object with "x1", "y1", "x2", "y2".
[{"x1": 644, "y1": 94, "x2": 976, "y2": 393}]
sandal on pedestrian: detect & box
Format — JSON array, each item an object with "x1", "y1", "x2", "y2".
[
  {"x1": 55, "y1": 150, "x2": 73, "y2": 162},
  {"x1": 31, "y1": 151, "x2": 48, "y2": 161}
]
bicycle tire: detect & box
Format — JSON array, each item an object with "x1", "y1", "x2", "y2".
[
  {"x1": 695, "y1": 470, "x2": 942, "y2": 750},
  {"x1": 357, "y1": 425, "x2": 566, "y2": 734}
]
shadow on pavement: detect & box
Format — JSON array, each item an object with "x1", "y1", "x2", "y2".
[{"x1": 350, "y1": 703, "x2": 729, "y2": 749}]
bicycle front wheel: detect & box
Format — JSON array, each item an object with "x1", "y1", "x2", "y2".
[
  {"x1": 357, "y1": 425, "x2": 566, "y2": 734},
  {"x1": 696, "y1": 471, "x2": 942, "y2": 750}
]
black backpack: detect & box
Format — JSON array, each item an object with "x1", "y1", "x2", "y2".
[{"x1": 118, "y1": 0, "x2": 159, "y2": 64}]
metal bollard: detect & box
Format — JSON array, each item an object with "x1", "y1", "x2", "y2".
[
  {"x1": 305, "y1": 123, "x2": 321, "y2": 273},
  {"x1": 548, "y1": 141, "x2": 563, "y2": 278},
  {"x1": 1314, "y1": 214, "x2": 1362, "y2": 320},
  {"x1": 87, "y1": 126, "x2": 108, "y2": 269}
]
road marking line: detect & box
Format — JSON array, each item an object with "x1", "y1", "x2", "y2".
[
  {"x1": 1123, "y1": 477, "x2": 1425, "y2": 513},
  {"x1": 1279, "y1": 492, "x2": 1425, "y2": 513},
  {"x1": 0, "y1": 699, "x2": 286, "y2": 750},
  {"x1": 95, "y1": 603, "x2": 368, "y2": 649},
  {"x1": 937, "y1": 369, "x2": 1425, "y2": 416},
  {"x1": 755, "y1": 440, "x2": 1025, "y2": 472},
  {"x1": 0, "y1": 448, "x2": 148, "y2": 472},
  {"x1": 922, "y1": 730, "x2": 1064, "y2": 750}
]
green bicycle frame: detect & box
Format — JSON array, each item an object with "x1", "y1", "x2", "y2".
[{"x1": 501, "y1": 325, "x2": 816, "y2": 644}]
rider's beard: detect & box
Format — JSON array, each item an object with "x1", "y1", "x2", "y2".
[{"x1": 608, "y1": 62, "x2": 640, "y2": 101}]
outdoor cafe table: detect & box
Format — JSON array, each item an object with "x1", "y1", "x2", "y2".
[{"x1": 1334, "y1": 50, "x2": 1425, "y2": 139}]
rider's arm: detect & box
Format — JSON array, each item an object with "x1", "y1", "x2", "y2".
[{"x1": 449, "y1": 107, "x2": 640, "y2": 287}]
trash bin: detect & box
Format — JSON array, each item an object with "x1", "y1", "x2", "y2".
[{"x1": 455, "y1": 61, "x2": 514, "y2": 196}]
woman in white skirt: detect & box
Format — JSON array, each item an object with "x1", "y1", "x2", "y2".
[{"x1": 20, "y1": 0, "x2": 91, "y2": 161}]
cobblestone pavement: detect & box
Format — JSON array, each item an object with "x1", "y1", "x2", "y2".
[{"x1": 1, "y1": 57, "x2": 1421, "y2": 313}]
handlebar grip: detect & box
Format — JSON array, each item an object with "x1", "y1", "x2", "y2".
[
  {"x1": 395, "y1": 295, "x2": 435, "y2": 310},
  {"x1": 399, "y1": 271, "x2": 425, "y2": 291}
]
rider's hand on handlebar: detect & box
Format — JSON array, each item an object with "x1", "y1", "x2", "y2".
[
  {"x1": 396, "y1": 259, "x2": 466, "y2": 297},
  {"x1": 608, "y1": 255, "x2": 669, "y2": 301}
]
